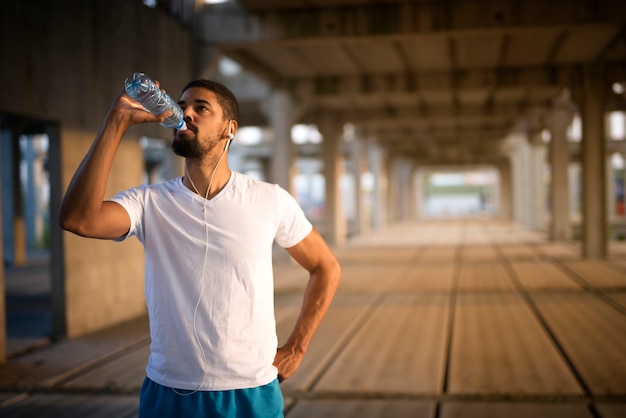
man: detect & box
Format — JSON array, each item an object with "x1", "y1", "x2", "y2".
[{"x1": 59, "y1": 79, "x2": 341, "y2": 417}]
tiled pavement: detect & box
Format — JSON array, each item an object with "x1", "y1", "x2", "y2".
[{"x1": 1, "y1": 219, "x2": 626, "y2": 417}]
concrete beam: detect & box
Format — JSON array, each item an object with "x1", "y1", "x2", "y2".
[
  {"x1": 287, "y1": 67, "x2": 569, "y2": 98},
  {"x1": 220, "y1": 1, "x2": 626, "y2": 41},
  {"x1": 351, "y1": 110, "x2": 516, "y2": 129}
]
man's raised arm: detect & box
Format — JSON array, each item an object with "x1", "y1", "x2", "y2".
[{"x1": 59, "y1": 90, "x2": 166, "y2": 240}]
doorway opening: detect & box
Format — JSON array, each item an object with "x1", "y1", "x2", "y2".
[{"x1": 1, "y1": 113, "x2": 65, "y2": 358}]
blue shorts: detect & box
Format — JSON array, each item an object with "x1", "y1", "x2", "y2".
[{"x1": 138, "y1": 377, "x2": 284, "y2": 418}]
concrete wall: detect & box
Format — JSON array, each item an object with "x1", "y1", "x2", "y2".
[
  {"x1": 0, "y1": 0, "x2": 193, "y2": 337},
  {"x1": 61, "y1": 130, "x2": 147, "y2": 337}
]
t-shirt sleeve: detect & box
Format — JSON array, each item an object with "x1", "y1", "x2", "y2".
[
  {"x1": 274, "y1": 185, "x2": 313, "y2": 248},
  {"x1": 108, "y1": 186, "x2": 146, "y2": 242}
]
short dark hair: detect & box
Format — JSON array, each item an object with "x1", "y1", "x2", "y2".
[{"x1": 181, "y1": 80, "x2": 239, "y2": 122}]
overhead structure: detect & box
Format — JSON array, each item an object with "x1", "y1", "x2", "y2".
[{"x1": 181, "y1": 0, "x2": 626, "y2": 165}]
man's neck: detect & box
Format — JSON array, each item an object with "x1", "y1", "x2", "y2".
[{"x1": 184, "y1": 160, "x2": 231, "y2": 200}]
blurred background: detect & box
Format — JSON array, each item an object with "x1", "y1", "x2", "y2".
[{"x1": 0, "y1": 1, "x2": 625, "y2": 416}]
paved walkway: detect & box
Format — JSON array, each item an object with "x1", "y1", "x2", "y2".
[
  {"x1": 1, "y1": 219, "x2": 626, "y2": 417},
  {"x1": 4, "y1": 254, "x2": 52, "y2": 357}
]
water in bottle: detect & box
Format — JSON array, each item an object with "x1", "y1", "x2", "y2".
[{"x1": 124, "y1": 72, "x2": 187, "y2": 130}]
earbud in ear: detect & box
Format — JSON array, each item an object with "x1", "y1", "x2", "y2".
[{"x1": 227, "y1": 124, "x2": 234, "y2": 140}]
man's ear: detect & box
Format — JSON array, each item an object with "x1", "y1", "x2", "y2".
[{"x1": 227, "y1": 120, "x2": 238, "y2": 140}]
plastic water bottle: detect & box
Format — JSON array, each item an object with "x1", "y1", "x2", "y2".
[{"x1": 124, "y1": 72, "x2": 187, "y2": 130}]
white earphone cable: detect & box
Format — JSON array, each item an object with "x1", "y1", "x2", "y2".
[{"x1": 173, "y1": 138, "x2": 231, "y2": 396}]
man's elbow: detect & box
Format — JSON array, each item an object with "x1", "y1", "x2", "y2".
[
  {"x1": 324, "y1": 257, "x2": 342, "y2": 289},
  {"x1": 58, "y1": 208, "x2": 74, "y2": 231},
  {"x1": 58, "y1": 214, "x2": 89, "y2": 237},
  {"x1": 58, "y1": 206, "x2": 97, "y2": 237}
]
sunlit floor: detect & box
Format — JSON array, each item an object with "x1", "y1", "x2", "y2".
[
  {"x1": 279, "y1": 219, "x2": 626, "y2": 417},
  {"x1": 1, "y1": 219, "x2": 626, "y2": 418}
]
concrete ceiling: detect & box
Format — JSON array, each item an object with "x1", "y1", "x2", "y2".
[{"x1": 193, "y1": 0, "x2": 626, "y2": 165}]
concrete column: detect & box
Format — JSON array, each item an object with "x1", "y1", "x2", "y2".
[
  {"x1": 10, "y1": 132, "x2": 26, "y2": 266},
  {"x1": 1, "y1": 129, "x2": 14, "y2": 265},
  {"x1": 569, "y1": 163, "x2": 582, "y2": 225},
  {"x1": 24, "y1": 137, "x2": 49, "y2": 249},
  {"x1": 547, "y1": 97, "x2": 574, "y2": 241},
  {"x1": 369, "y1": 143, "x2": 388, "y2": 230},
  {"x1": 498, "y1": 160, "x2": 513, "y2": 220},
  {"x1": 607, "y1": 154, "x2": 616, "y2": 222},
  {"x1": 414, "y1": 169, "x2": 425, "y2": 219},
  {"x1": 46, "y1": 123, "x2": 66, "y2": 339},
  {"x1": 388, "y1": 157, "x2": 398, "y2": 223},
  {"x1": 402, "y1": 160, "x2": 414, "y2": 221},
  {"x1": 347, "y1": 137, "x2": 368, "y2": 237},
  {"x1": 318, "y1": 114, "x2": 346, "y2": 246},
  {"x1": 580, "y1": 65, "x2": 608, "y2": 258},
  {"x1": 529, "y1": 133, "x2": 548, "y2": 231},
  {"x1": 0, "y1": 126, "x2": 6, "y2": 363},
  {"x1": 391, "y1": 158, "x2": 413, "y2": 222},
  {"x1": 510, "y1": 132, "x2": 531, "y2": 227},
  {"x1": 409, "y1": 166, "x2": 419, "y2": 220},
  {"x1": 262, "y1": 90, "x2": 296, "y2": 192},
  {"x1": 606, "y1": 151, "x2": 626, "y2": 222},
  {"x1": 357, "y1": 139, "x2": 372, "y2": 235}
]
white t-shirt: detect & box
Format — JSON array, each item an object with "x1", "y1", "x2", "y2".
[{"x1": 110, "y1": 171, "x2": 312, "y2": 391}]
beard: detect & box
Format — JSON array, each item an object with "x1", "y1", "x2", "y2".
[
  {"x1": 171, "y1": 136, "x2": 204, "y2": 159},
  {"x1": 171, "y1": 132, "x2": 220, "y2": 159}
]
